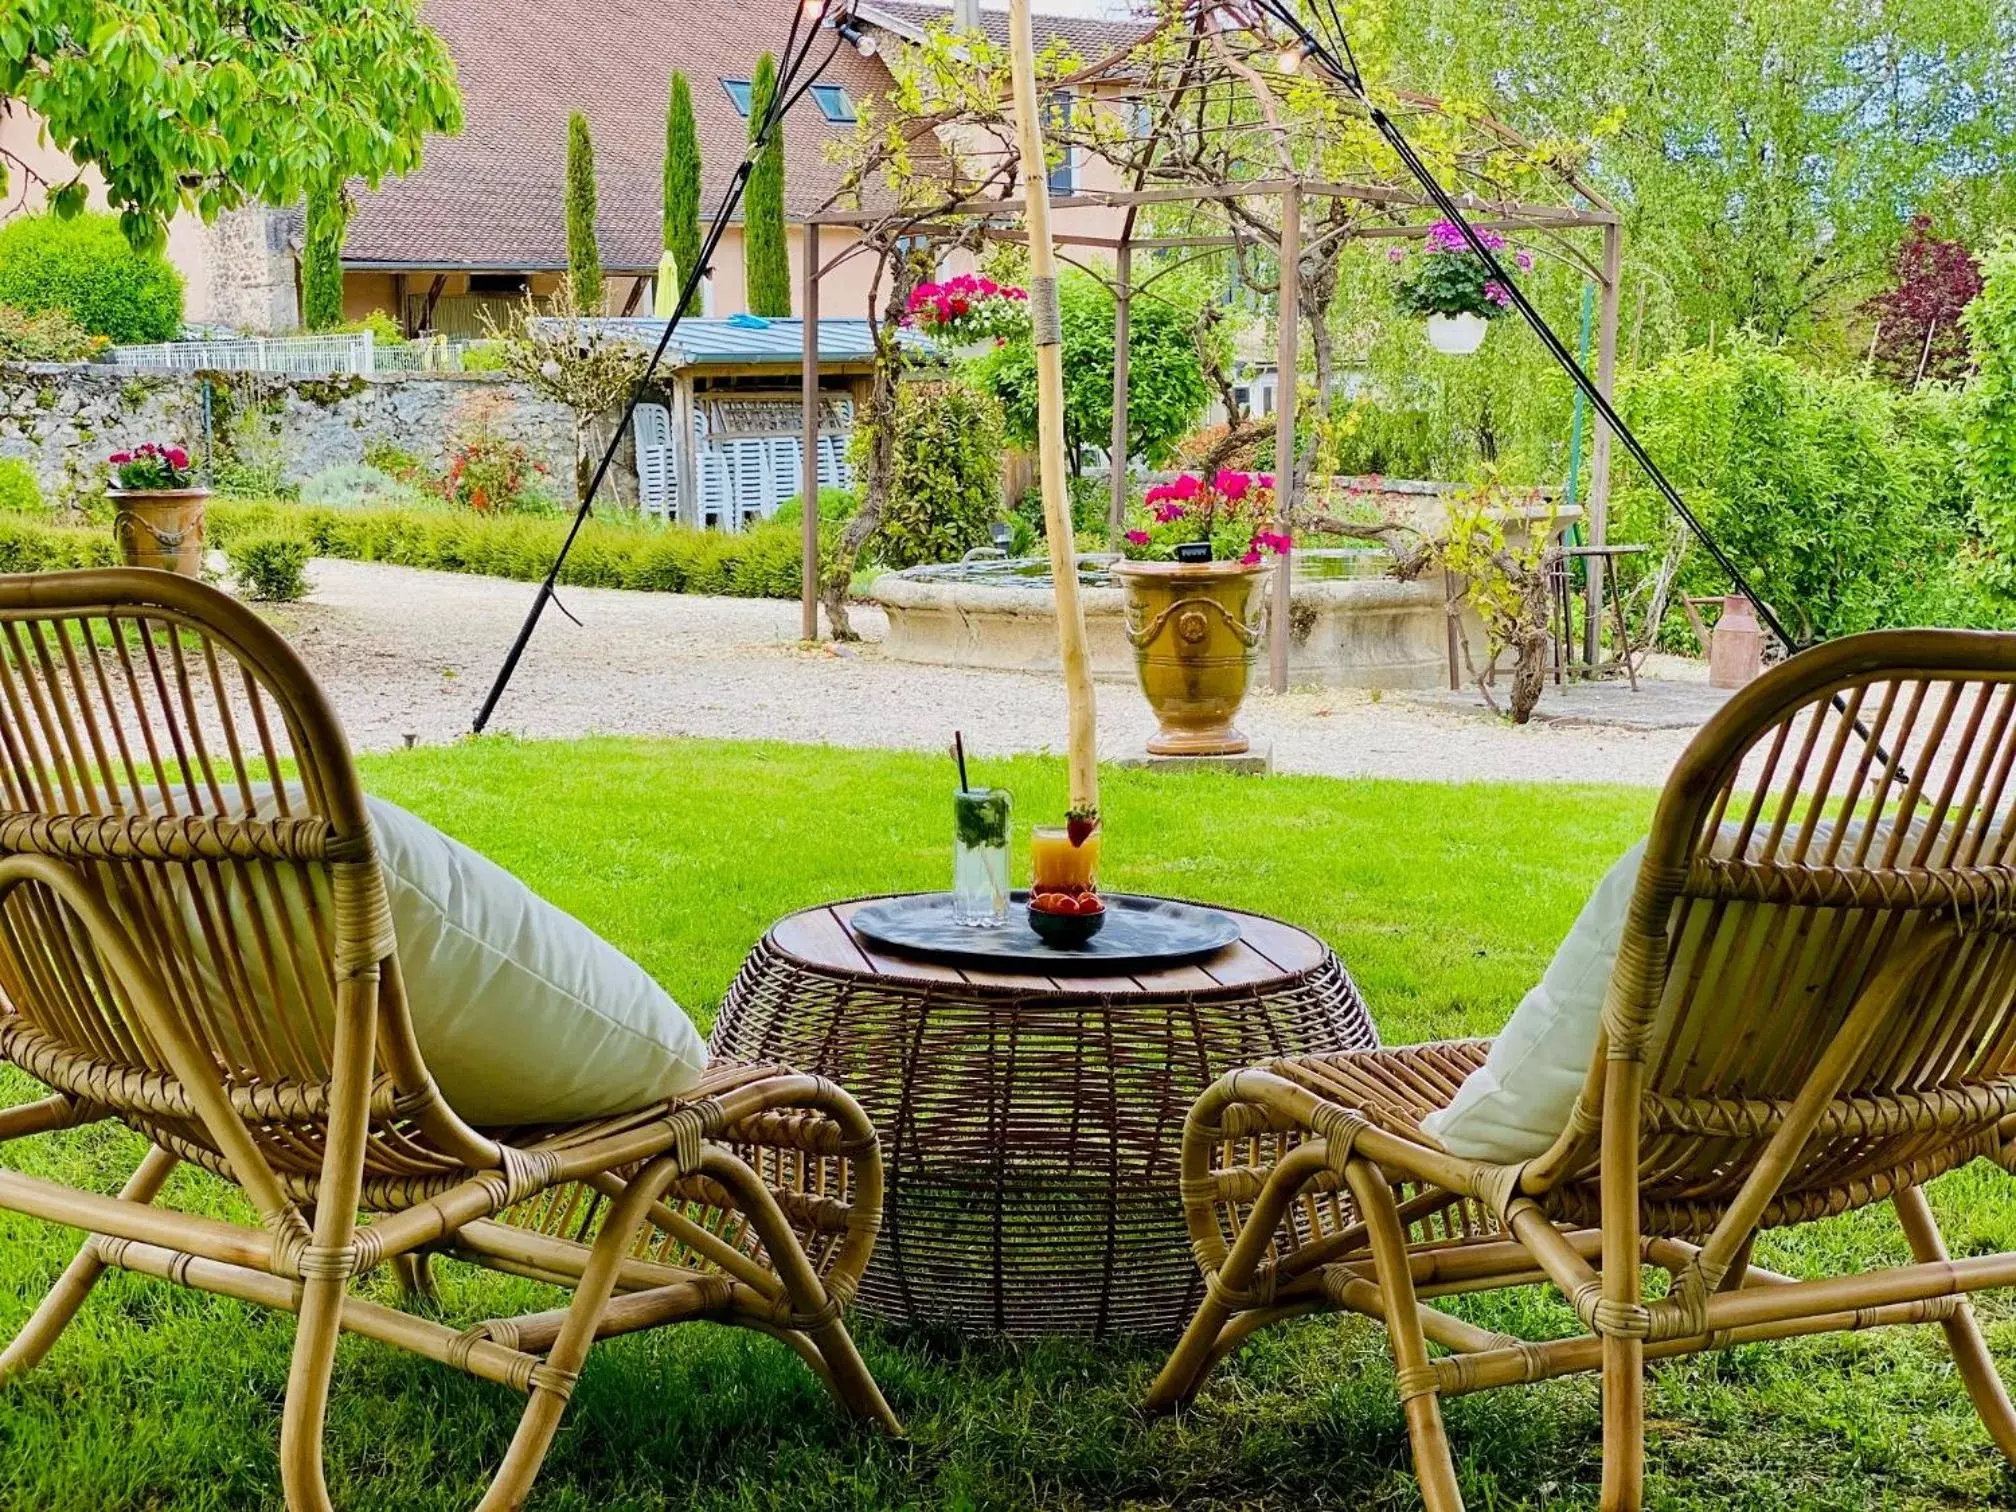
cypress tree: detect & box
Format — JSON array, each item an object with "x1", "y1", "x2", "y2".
[
  {"x1": 301, "y1": 182, "x2": 349, "y2": 331},
  {"x1": 565, "y1": 111, "x2": 603, "y2": 312},
  {"x1": 743, "y1": 53, "x2": 790, "y2": 317},
  {"x1": 664, "y1": 72, "x2": 703, "y2": 317}
]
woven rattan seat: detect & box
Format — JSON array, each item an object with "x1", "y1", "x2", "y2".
[
  {"x1": 0, "y1": 570, "x2": 899, "y2": 1511},
  {"x1": 1151, "y1": 629, "x2": 2016, "y2": 1512}
]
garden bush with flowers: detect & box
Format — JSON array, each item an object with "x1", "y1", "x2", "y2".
[
  {"x1": 107, "y1": 442, "x2": 196, "y2": 491},
  {"x1": 902, "y1": 273, "x2": 1029, "y2": 348},
  {"x1": 1392, "y1": 221, "x2": 1534, "y2": 322},
  {"x1": 1118, "y1": 469, "x2": 1292, "y2": 567}
]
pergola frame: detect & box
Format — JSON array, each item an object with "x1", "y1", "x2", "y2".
[{"x1": 796, "y1": 6, "x2": 1624, "y2": 687}]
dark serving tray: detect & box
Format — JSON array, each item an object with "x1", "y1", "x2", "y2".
[{"x1": 850, "y1": 892, "x2": 1242, "y2": 973}]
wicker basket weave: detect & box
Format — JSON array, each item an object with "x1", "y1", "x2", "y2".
[{"x1": 711, "y1": 902, "x2": 1378, "y2": 1338}]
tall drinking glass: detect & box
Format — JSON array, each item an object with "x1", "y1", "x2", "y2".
[{"x1": 952, "y1": 787, "x2": 1012, "y2": 927}]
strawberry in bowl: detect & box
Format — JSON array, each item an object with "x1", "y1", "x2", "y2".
[{"x1": 1027, "y1": 888, "x2": 1106, "y2": 948}]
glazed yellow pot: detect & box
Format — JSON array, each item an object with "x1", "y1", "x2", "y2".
[{"x1": 1114, "y1": 558, "x2": 1269, "y2": 756}]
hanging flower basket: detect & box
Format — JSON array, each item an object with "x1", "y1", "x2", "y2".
[
  {"x1": 1426, "y1": 312, "x2": 1490, "y2": 356},
  {"x1": 901, "y1": 274, "x2": 1030, "y2": 353},
  {"x1": 1393, "y1": 222, "x2": 1533, "y2": 357}
]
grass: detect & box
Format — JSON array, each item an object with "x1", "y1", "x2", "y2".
[{"x1": 0, "y1": 736, "x2": 2012, "y2": 1509}]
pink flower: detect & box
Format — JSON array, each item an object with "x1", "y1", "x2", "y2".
[
  {"x1": 1213, "y1": 469, "x2": 1251, "y2": 502},
  {"x1": 1514, "y1": 250, "x2": 1534, "y2": 272},
  {"x1": 1144, "y1": 482, "x2": 1175, "y2": 505},
  {"x1": 1125, "y1": 529, "x2": 1150, "y2": 545},
  {"x1": 1152, "y1": 502, "x2": 1188, "y2": 523},
  {"x1": 1252, "y1": 529, "x2": 1293, "y2": 555},
  {"x1": 1240, "y1": 548, "x2": 1262, "y2": 566},
  {"x1": 1483, "y1": 280, "x2": 1512, "y2": 308},
  {"x1": 108, "y1": 451, "x2": 131, "y2": 465},
  {"x1": 165, "y1": 447, "x2": 188, "y2": 468},
  {"x1": 1387, "y1": 245, "x2": 1407, "y2": 264},
  {"x1": 1257, "y1": 473, "x2": 1276, "y2": 490},
  {"x1": 1172, "y1": 473, "x2": 1203, "y2": 500}
]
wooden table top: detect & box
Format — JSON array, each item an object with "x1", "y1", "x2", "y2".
[{"x1": 768, "y1": 894, "x2": 1329, "y2": 995}]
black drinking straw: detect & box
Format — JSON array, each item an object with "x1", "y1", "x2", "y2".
[{"x1": 953, "y1": 732, "x2": 970, "y2": 793}]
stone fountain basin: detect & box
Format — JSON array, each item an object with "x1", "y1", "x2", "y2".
[{"x1": 870, "y1": 569, "x2": 1463, "y2": 690}]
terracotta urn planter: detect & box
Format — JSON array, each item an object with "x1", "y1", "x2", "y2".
[
  {"x1": 109, "y1": 488, "x2": 209, "y2": 577},
  {"x1": 1114, "y1": 558, "x2": 1269, "y2": 756}
]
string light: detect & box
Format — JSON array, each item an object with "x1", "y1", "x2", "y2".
[{"x1": 1276, "y1": 44, "x2": 1305, "y2": 74}]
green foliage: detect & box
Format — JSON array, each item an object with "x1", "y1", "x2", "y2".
[
  {"x1": 208, "y1": 501, "x2": 820, "y2": 599},
  {"x1": 301, "y1": 184, "x2": 349, "y2": 331},
  {"x1": 743, "y1": 54, "x2": 790, "y2": 318},
  {"x1": 457, "y1": 341, "x2": 508, "y2": 373},
  {"x1": 771, "y1": 488, "x2": 860, "y2": 529},
  {"x1": 978, "y1": 269, "x2": 1212, "y2": 469},
  {"x1": 565, "y1": 113, "x2": 602, "y2": 312},
  {"x1": 361, "y1": 439, "x2": 425, "y2": 481},
  {"x1": 300, "y1": 463, "x2": 427, "y2": 509},
  {"x1": 0, "y1": 302, "x2": 103, "y2": 362},
  {"x1": 0, "y1": 459, "x2": 45, "y2": 516},
  {"x1": 331, "y1": 310, "x2": 404, "y2": 345},
  {"x1": 1611, "y1": 338, "x2": 1994, "y2": 641},
  {"x1": 2, "y1": 0, "x2": 460, "y2": 247},
  {"x1": 859, "y1": 380, "x2": 1005, "y2": 569},
  {"x1": 1965, "y1": 236, "x2": 2016, "y2": 594},
  {"x1": 226, "y1": 531, "x2": 311, "y2": 601},
  {"x1": 664, "y1": 72, "x2": 703, "y2": 319},
  {"x1": 0, "y1": 516, "x2": 118, "y2": 572},
  {"x1": 1377, "y1": 0, "x2": 2016, "y2": 348},
  {"x1": 0, "y1": 213, "x2": 182, "y2": 343}
]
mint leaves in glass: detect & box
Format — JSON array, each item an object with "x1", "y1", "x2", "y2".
[{"x1": 952, "y1": 787, "x2": 1012, "y2": 927}]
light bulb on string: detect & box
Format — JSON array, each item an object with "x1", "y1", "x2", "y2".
[{"x1": 1276, "y1": 44, "x2": 1305, "y2": 74}]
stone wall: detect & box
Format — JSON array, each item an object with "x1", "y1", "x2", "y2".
[
  {"x1": 197, "y1": 206, "x2": 303, "y2": 334},
  {"x1": 0, "y1": 364, "x2": 592, "y2": 507}
]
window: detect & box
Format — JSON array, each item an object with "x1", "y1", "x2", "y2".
[
  {"x1": 811, "y1": 84, "x2": 857, "y2": 123},
  {"x1": 468, "y1": 273, "x2": 529, "y2": 296},
  {"x1": 721, "y1": 78, "x2": 753, "y2": 116},
  {"x1": 1044, "y1": 92, "x2": 1075, "y2": 195}
]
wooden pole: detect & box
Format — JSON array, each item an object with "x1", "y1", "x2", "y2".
[
  {"x1": 1007, "y1": 0, "x2": 1098, "y2": 823},
  {"x1": 1268, "y1": 186, "x2": 1300, "y2": 695},
  {"x1": 1583, "y1": 219, "x2": 1622, "y2": 669},
  {"x1": 1109, "y1": 241, "x2": 1131, "y2": 542},
  {"x1": 800, "y1": 222, "x2": 821, "y2": 642}
]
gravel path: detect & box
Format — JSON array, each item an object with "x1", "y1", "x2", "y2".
[{"x1": 257, "y1": 558, "x2": 1705, "y2": 786}]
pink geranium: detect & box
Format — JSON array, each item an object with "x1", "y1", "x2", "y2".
[{"x1": 1124, "y1": 529, "x2": 1150, "y2": 546}]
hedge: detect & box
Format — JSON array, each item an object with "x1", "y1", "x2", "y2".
[
  {"x1": 0, "y1": 212, "x2": 183, "y2": 344},
  {"x1": 0, "y1": 517, "x2": 118, "y2": 574},
  {"x1": 207, "y1": 501, "x2": 814, "y2": 599}
]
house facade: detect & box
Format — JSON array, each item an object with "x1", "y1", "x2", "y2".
[{"x1": 1, "y1": 1, "x2": 1146, "y2": 338}]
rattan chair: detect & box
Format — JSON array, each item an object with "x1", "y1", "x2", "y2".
[
  {"x1": 0, "y1": 569, "x2": 899, "y2": 1511},
  {"x1": 1148, "y1": 629, "x2": 2016, "y2": 1511}
]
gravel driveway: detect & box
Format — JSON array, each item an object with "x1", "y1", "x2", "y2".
[{"x1": 255, "y1": 557, "x2": 1705, "y2": 786}]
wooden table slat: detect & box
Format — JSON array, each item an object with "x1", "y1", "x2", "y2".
[
  {"x1": 828, "y1": 899, "x2": 968, "y2": 982},
  {"x1": 771, "y1": 905, "x2": 875, "y2": 973},
  {"x1": 1230, "y1": 912, "x2": 1328, "y2": 975},
  {"x1": 1196, "y1": 938, "x2": 1288, "y2": 987}
]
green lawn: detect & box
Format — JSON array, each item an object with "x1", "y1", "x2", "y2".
[{"x1": 1, "y1": 737, "x2": 2014, "y2": 1509}]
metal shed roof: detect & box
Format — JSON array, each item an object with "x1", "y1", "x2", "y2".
[{"x1": 552, "y1": 316, "x2": 936, "y2": 369}]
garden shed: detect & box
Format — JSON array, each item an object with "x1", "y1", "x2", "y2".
[{"x1": 564, "y1": 316, "x2": 923, "y2": 529}]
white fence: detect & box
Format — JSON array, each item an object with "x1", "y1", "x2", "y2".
[{"x1": 99, "y1": 332, "x2": 488, "y2": 377}]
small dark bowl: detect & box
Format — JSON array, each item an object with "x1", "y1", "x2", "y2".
[{"x1": 1026, "y1": 901, "x2": 1107, "y2": 949}]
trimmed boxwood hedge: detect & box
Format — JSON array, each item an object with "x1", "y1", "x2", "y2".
[
  {"x1": 0, "y1": 517, "x2": 119, "y2": 574},
  {"x1": 207, "y1": 501, "x2": 813, "y2": 599}
]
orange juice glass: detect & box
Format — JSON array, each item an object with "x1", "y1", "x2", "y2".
[{"x1": 1030, "y1": 825, "x2": 1100, "y2": 895}]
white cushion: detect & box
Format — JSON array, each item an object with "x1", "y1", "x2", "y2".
[
  {"x1": 364, "y1": 795, "x2": 708, "y2": 1127},
  {"x1": 154, "y1": 785, "x2": 706, "y2": 1128},
  {"x1": 1419, "y1": 840, "x2": 1643, "y2": 1163}
]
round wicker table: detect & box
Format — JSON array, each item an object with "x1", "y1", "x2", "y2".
[{"x1": 710, "y1": 895, "x2": 1377, "y2": 1339}]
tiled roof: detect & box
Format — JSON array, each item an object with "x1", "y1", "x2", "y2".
[
  {"x1": 343, "y1": 0, "x2": 906, "y2": 271},
  {"x1": 548, "y1": 314, "x2": 935, "y2": 366},
  {"x1": 860, "y1": 3, "x2": 1151, "y2": 66}
]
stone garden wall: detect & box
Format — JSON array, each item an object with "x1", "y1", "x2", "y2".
[{"x1": 0, "y1": 364, "x2": 583, "y2": 505}]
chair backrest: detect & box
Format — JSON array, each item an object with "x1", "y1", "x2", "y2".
[
  {"x1": 0, "y1": 570, "x2": 493, "y2": 1227},
  {"x1": 1531, "y1": 630, "x2": 2016, "y2": 1229}
]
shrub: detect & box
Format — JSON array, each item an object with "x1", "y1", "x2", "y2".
[
  {"x1": 0, "y1": 459, "x2": 44, "y2": 516},
  {"x1": 213, "y1": 454, "x2": 293, "y2": 500},
  {"x1": 1966, "y1": 235, "x2": 2016, "y2": 594},
  {"x1": 0, "y1": 303, "x2": 104, "y2": 362},
  {"x1": 207, "y1": 501, "x2": 822, "y2": 601},
  {"x1": 300, "y1": 463, "x2": 427, "y2": 509},
  {"x1": 457, "y1": 342, "x2": 508, "y2": 373},
  {"x1": 227, "y1": 531, "x2": 311, "y2": 601},
  {"x1": 362, "y1": 440, "x2": 427, "y2": 482},
  {"x1": 0, "y1": 517, "x2": 118, "y2": 573},
  {"x1": 442, "y1": 393, "x2": 552, "y2": 513},
  {"x1": 771, "y1": 488, "x2": 859, "y2": 529},
  {"x1": 865, "y1": 380, "x2": 1005, "y2": 570},
  {"x1": 332, "y1": 310, "x2": 405, "y2": 345},
  {"x1": 0, "y1": 212, "x2": 182, "y2": 343},
  {"x1": 1612, "y1": 337, "x2": 1988, "y2": 641},
  {"x1": 302, "y1": 184, "x2": 348, "y2": 331}
]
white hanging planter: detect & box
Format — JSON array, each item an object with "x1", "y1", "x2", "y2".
[{"x1": 1426, "y1": 311, "x2": 1489, "y2": 356}]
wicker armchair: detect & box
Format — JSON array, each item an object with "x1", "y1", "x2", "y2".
[
  {"x1": 1148, "y1": 629, "x2": 2016, "y2": 1511},
  {"x1": 0, "y1": 569, "x2": 898, "y2": 1511}
]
